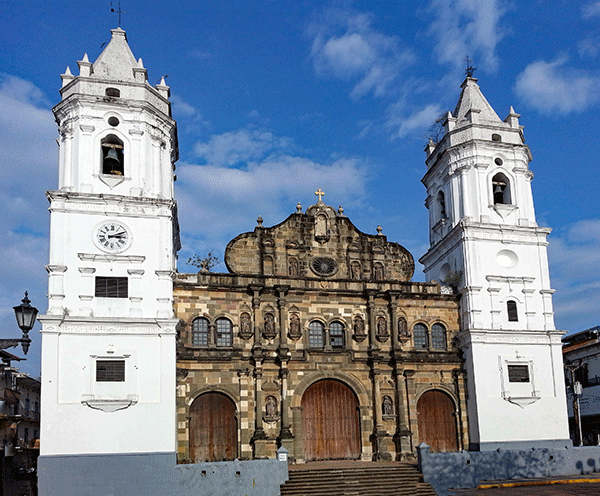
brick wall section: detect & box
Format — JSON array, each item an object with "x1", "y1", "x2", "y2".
[{"x1": 175, "y1": 202, "x2": 468, "y2": 463}]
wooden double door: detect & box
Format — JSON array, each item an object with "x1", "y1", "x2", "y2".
[
  {"x1": 302, "y1": 379, "x2": 361, "y2": 461},
  {"x1": 190, "y1": 392, "x2": 238, "y2": 462},
  {"x1": 417, "y1": 390, "x2": 458, "y2": 452}
]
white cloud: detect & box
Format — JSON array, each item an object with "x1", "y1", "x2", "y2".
[
  {"x1": 387, "y1": 104, "x2": 443, "y2": 139},
  {"x1": 0, "y1": 74, "x2": 55, "y2": 376},
  {"x1": 177, "y1": 127, "x2": 371, "y2": 258},
  {"x1": 426, "y1": 0, "x2": 506, "y2": 73},
  {"x1": 549, "y1": 218, "x2": 600, "y2": 333},
  {"x1": 194, "y1": 128, "x2": 293, "y2": 166},
  {"x1": 515, "y1": 56, "x2": 600, "y2": 114},
  {"x1": 582, "y1": 1, "x2": 600, "y2": 18},
  {"x1": 307, "y1": 9, "x2": 414, "y2": 99},
  {"x1": 578, "y1": 34, "x2": 600, "y2": 58}
]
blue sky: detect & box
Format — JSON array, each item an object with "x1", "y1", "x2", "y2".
[{"x1": 2, "y1": 0, "x2": 600, "y2": 377}]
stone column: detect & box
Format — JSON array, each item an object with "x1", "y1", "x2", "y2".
[
  {"x1": 366, "y1": 290, "x2": 378, "y2": 351},
  {"x1": 403, "y1": 370, "x2": 416, "y2": 452},
  {"x1": 453, "y1": 369, "x2": 468, "y2": 451},
  {"x1": 394, "y1": 368, "x2": 412, "y2": 456},
  {"x1": 275, "y1": 286, "x2": 289, "y2": 347},
  {"x1": 388, "y1": 292, "x2": 399, "y2": 352},
  {"x1": 278, "y1": 366, "x2": 294, "y2": 454},
  {"x1": 249, "y1": 285, "x2": 263, "y2": 348},
  {"x1": 252, "y1": 366, "x2": 267, "y2": 457}
]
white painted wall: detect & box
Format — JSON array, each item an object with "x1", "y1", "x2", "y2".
[
  {"x1": 39, "y1": 28, "x2": 179, "y2": 457},
  {"x1": 420, "y1": 78, "x2": 570, "y2": 449}
]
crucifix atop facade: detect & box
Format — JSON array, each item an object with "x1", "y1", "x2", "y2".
[{"x1": 315, "y1": 188, "x2": 325, "y2": 203}]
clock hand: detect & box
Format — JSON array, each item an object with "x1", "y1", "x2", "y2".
[{"x1": 107, "y1": 233, "x2": 126, "y2": 239}]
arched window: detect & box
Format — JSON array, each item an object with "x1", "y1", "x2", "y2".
[
  {"x1": 437, "y1": 191, "x2": 447, "y2": 220},
  {"x1": 105, "y1": 87, "x2": 120, "y2": 97},
  {"x1": 431, "y1": 323, "x2": 447, "y2": 350},
  {"x1": 507, "y1": 300, "x2": 518, "y2": 322},
  {"x1": 413, "y1": 323, "x2": 428, "y2": 350},
  {"x1": 192, "y1": 317, "x2": 209, "y2": 346},
  {"x1": 492, "y1": 172, "x2": 511, "y2": 205},
  {"x1": 216, "y1": 318, "x2": 233, "y2": 347},
  {"x1": 101, "y1": 134, "x2": 124, "y2": 176},
  {"x1": 308, "y1": 321, "x2": 325, "y2": 348},
  {"x1": 329, "y1": 321, "x2": 345, "y2": 349}
]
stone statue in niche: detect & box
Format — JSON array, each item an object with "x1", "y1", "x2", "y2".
[
  {"x1": 382, "y1": 395, "x2": 393, "y2": 416},
  {"x1": 398, "y1": 316, "x2": 410, "y2": 342},
  {"x1": 289, "y1": 314, "x2": 301, "y2": 340},
  {"x1": 239, "y1": 312, "x2": 252, "y2": 340},
  {"x1": 374, "y1": 263, "x2": 384, "y2": 281},
  {"x1": 351, "y1": 261, "x2": 361, "y2": 280},
  {"x1": 377, "y1": 316, "x2": 387, "y2": 335},
  {"x1": 289, "y1": 258, "x2": 299, "y2": 277},
  {"x1": 353, "y1": 315, "x2": 367, "y2": 342},
  {"x1": 315, "y1": 214, "x2": 327, "y2": 238},
  {"x1": 264, "y1": 313, "x2": 276, "y2": 340},
  {"x1": 265, "y1": 395, "x2": 277, "y2": 417}
]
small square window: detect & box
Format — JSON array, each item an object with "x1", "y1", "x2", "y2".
[
  {"x1": 95, "y1": 276, "x2": 128, "y2": 298},
  {"x1": 508, "y1": 365, "x2": 529, "y2": 383},
  {"x1": 96, "y1": 360, "x2": 125, "y2": 382}
]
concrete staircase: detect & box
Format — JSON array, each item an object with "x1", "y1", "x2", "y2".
[{"x1": 280, "y1": 461, "x2": 437, "y2": 496}]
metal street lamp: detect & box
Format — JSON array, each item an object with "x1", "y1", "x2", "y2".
[{"x1": 0, "y1": 292, "x2": 39, "y2": 355}]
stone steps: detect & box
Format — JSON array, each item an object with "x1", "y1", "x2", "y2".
[{"x1": 280, "y1": 462, "x2": 437, "y2": 496}]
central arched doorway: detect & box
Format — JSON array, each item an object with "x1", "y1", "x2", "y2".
[
  {"x1": 417, "y1": 390, "x2": 458, "y2": 452},
  {"x1": 189, "y1": 392, "x2": 237, "y2": 462},
  {"x1": 301, "y1": 379, "x2": 361, "y2": 461}
]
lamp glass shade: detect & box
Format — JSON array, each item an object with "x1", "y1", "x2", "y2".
[{"x1": 13, "y1": 293, "x2": 38, "y2": 332}]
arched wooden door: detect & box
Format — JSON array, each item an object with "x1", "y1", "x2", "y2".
[
  {"x1": 417, "y1": 390, "x2": 458, "y2": 452},
  {"x1": 190, "y1": 392, "x2": 237, "y2": 462},
  {"x1": 301, "y1": 379, "x2": 361, "y2": 461}
]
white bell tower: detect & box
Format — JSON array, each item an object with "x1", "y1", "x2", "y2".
[
  {"x1": 419, "y1": 76, "x2": 570, "y2": 450},
  {"x1": 38, "y1": 26, "x2": 180, "y2": 467}
]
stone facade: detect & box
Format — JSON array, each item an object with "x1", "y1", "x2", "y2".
[{"x1": 175, "y1": 197, "x2": 468, "y2": 463}]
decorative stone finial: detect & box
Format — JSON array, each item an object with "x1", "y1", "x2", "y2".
[
  {"x1": 315, "y1": 188, "x2": 325, "y2": 203},
  {"x1": 338, "y1": 205, "x2": 344, "y2": 216},
  {"x1": 257, "y1": 215, "x2": 263, "y2": 227},
  {"x1": 296, "y1": 202, "x2": 302, "y2": 213},
  {"x1": 376, "y1": 225, "x2": 383, "y2": 235}
]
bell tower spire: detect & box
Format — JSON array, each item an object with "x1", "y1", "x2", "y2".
[
  {"x1": 419, "y1": 77, "x2": 570, "y2": 450},
  {"x1": 38, "y1": 28, "x2": 180, "y2": 490}
]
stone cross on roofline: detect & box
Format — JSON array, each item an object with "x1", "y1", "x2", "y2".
[{"x1": 315, "y1": 188, "x2": 325, "y2": 203}]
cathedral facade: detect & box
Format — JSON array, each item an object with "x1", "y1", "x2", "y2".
[{"x1": 174, "y1": 196, "x2": 468, "y2": 462}]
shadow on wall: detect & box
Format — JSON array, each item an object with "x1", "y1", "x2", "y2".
[{"x1": 417, "y1": 443, "x2": 600, "y2": 496}]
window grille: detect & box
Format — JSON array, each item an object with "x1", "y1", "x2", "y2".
[
  {"x1": 95, "y1": 276, "x2": 128, "y2": 298},
  {"x1": 309, "y1": 321, "x2": 325, "y2": 348},
  {"x1": 329, "y1": 321, "x2": 345, "y2": 348},
  {"x1": 192, "y1": 317, "x2": 209, "y2": 346},
  {"x1": 431, "y1": 323, "x2": 447, "y2": 350},
  {"x1": 216, "y1": 318, "x2": 232, "y2": 347},
  {"x1": 413, "y1": 323, "x2": 428, "y2": 350},
  {"x1": 508, "y1": 365, "x2": 530, "y2": 383},
  {"x1": 96, "y1": 360, "x2": 125, "y2": 382}
]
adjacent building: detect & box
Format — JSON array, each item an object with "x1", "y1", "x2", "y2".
[{"x1": 563, "y1": 326, "x2": 600, "y2": 446}]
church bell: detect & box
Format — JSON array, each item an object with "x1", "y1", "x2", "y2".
[{"x1": 104, "y1": 148, "x2": 122, "y2": 174}]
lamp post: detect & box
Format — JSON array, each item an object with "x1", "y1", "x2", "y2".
[{"x1": 0, "y1": 292, "x2": 38, "y2": 355}]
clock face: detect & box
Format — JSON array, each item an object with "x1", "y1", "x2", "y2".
[{"x1": 95, "y1": 222, "x2": 130, "y2": 253}]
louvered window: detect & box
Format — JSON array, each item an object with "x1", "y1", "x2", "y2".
[
  {"x1": 95, "y1": 276, "x2": 128, "y2": 298},
  {"x1": 96, "y1": 360, "x2": 125, "y2": 382},
  {"x1": 507, "y1": 365, "x2": 529, "y2": 383}
]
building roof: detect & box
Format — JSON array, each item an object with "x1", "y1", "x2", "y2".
[{"x1": 453, "y1": 77, "x2": 502, "y2": 127}]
